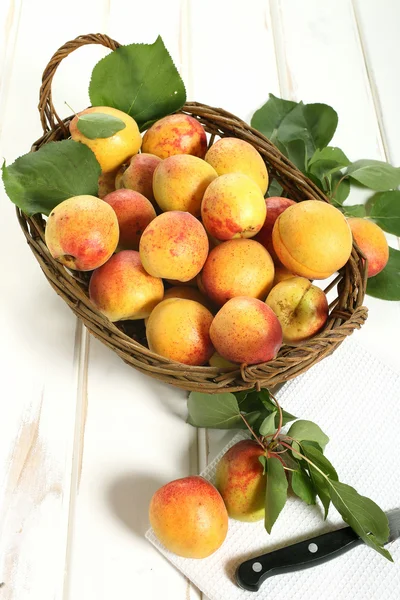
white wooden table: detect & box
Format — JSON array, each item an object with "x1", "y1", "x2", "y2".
[{"x1": 0, "y1": 1, "x2": 399, "y2": 599}]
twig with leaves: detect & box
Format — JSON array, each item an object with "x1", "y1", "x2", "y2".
[{"x1": 187, "y1": 387, "x2": 392, "y2": 561}]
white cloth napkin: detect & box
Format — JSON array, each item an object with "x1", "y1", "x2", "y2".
[{"x1": 146, "y1": 337, "x2": 400, "y2": 599}]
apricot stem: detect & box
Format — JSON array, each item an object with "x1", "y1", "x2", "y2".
[
  {"x1": 239, "y1": 413, "x2": 265, "y2": 450},
  {"x1": 331, "y1": 174, "x2": 348, "y2": 201},
  {"x1": 269, "y1": 391, "x2": 283, "y2": 441},
  {"x1": 65, "y1": 101, "x2": 78, "y2": 117}
]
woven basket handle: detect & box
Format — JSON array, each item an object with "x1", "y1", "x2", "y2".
[{"x1": 38, "y1": 33, "x2": 121, "y2": 134}]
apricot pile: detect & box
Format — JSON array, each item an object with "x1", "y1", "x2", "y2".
[{"x1": 44, "y1": 106, "x2": 388, "y2": 368}]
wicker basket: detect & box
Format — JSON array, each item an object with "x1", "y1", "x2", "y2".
[{"x1": 17, "y1": 33, "x2": 368, "y2": 393}]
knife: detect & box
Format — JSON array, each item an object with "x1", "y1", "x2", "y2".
[{"x1": 236, "y1": 508, "x2": 400, "y2": 592}]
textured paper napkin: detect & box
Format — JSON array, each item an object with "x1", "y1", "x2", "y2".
[{"x1": 147, "y1": 338, "x2": 400, "y2": 599}]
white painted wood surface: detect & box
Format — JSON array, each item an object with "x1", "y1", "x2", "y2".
[{"x1": 0, "y1": 1, "x2": 399, "y2": 599}]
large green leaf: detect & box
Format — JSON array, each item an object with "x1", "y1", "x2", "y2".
[
  {"x1": 265, "y1": 456, "x2": 288, "y2": 533},
  {"x1": 277, "y1": 102, "x2": 338, "y2": 158},
  {"x1": 187, "y1": 392, "x2": 242, "y2": 429},
  {"x1": 251, "y1": 94, "x2": 298, "y2": 140},
  {"x1": 328, "y1": 480, "x2": 392, "y2": 561},
  {"x1": 2, "y1": 140, "x2": 101, "y2": 216},
  {"x1": 288, "y1": 420, "x2": 329, "y2": 450},
  {"x1": 89, "y1": 36, "x2": 186, "y2": 130},
  {"x1": 369, "y1": 191, "x2": 400, "y2": 235},
  {"x1": 367, "y1": 247, "x2": 400, "y2": 301},
  {"x1": 346, "y1": 159, "x2": 400, "y2": 191}
]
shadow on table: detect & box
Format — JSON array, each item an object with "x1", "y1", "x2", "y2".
[{"x1": 107, "y1": 472, "x2": 164, "y2": 538}]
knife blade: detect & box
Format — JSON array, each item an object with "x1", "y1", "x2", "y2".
[{"x1": 236, "y1": 508, "x2": 400, "y2": 592}]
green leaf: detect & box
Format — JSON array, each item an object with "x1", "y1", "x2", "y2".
[
  {"x1": 328, "y1": 480, "x2": 392, "y2": 561},
  {"x1": 259, "y1": 455, "x2": 267, "y2": 475},
  {"x1": 283, "y1": 139, "x2": 308, "y2": 171},
  {"x1": 331, "y1": 173, "x2": 351, "y2": 204},
  {"x1": 277, "y1": 102, "x2": 338, "y2": 158},
  {"x1": 259, "y1": 412, "x2": 277, "y2": 437},
  {"x1": 237, "y1": 390, "x2": 263, "y2": 413},
  {"x1": 291, "y1": 468, "x2": 317, "y2": 505},
  {"x1": 1, "y1": 140, "x2": 101, "y2": 216},
  {"x1": 265, "y1": 456, "x2": 288, "y2": 533},
  {"x1": 244, "y1": 411, "x2": 262, "y2": 428},
  {"x1": 343, "y1": 204, "x2": 366, "y2": 217},
  {"x1": 89, "y1": 36, "x2": 186, "y2": 130},
  {"x1": 309, "y1": 146, "x2": 350, "y2": 168},
  {"x1": 187, "y1": 392, "x2": 242, "y2": 429},
  {"x1": 308, "y1": 147, "x2": 350, "y2": 193},
  {"x1": 77, "y1": 112, "x2": 126, "y2": 139},
  {"x1": 267, "y1": 179, "x2": 283, "y2": 197},
  {"x1": 251, "y1": 93, "x2": 298, "y2": 141},
  {"x1": 288, "y1": 420, "x2": 329, "y2": 450},
  {"x1": 346, "y1": 159, "x2": 400, "y2": 191},
  {"x1": 301, "y1": 443, "x2": 338, "y2": 518},
  {"x1": 367, "y1": 247, "x2": 400, "y2": 301},
  {"x1": 369, "y1": 191, "x2": 400, "y2": 235}
]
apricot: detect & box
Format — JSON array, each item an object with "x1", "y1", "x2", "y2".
[
  {"x1": 216, "y1": 440, "x2": 267, "y2": 522},
  {"x1": 273, "y1": 264, "x2": 296, "y2": 286},
  {"x1": 348, "y1": 217, "x2": 389, "y2": 277},
  {"x1": 146, "y1": 298, "x2": 214, "y2": 366},
  {"x1": 149, "y1": 476, "x2": 228, "y2": 558},
  {"x1": 70, "y1": 106, "x2": 141, "y2": 173},
  {"x1": 272, "y1": 200, "x2": 353, "y2": 279},
  {"x1": 164, "y1": 286, "x2": 215, "y2": 312},
  {"x1": 208, "y1": 352, "x2": 236, "y2": 368},
  {"x1": 153, "y1": 155, "x2": 217, "y2": 216},
  {"x1": 201, "y1": 173, "x2": 266, "y2": 240},
  {"x1": 266, "y1": 277, "x2": 329, "y2": 345},
  {"x1": 139, "y1": 211, "x2": 209, "y2": 282},
  {"x1": 210, "y1": 297, "x2": 283, "y2": 365},
  {"x1": 98, "y1": 168, "x2": 118, "y2": 199},
  {"x1": 115, "y1": 153, "x2": 161, "y2": 205},
  {"x1": 255, "y1": 197, "x2": 296, "y2": 262},
  {"x1": 89, "y1": 250, "x2": 163, "y2": 321},
  {"x1": 166, "y1": 276, "x2": 198, "y2": 288},
  {"x1": 45, "y1": 195, "x2": 119, "y2": 271},
  {"x1": 142, "y1": 114, "x2": 207, "y2": 159},
  {"x1": 201, "y1": 239, "x2": 275, "y2": 306},
  {"x1": 103, "y1": 189, "x2": 156, "y2": 250},
  {"x1": 205, "y1": 137, "x2": 269, "y2": 194}
]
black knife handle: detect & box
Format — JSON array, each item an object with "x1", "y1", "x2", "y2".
[{"x1": 236, "y1": 527, "x2": 362, "y2": 592}]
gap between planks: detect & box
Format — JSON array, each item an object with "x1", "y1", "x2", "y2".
[{"x1": 62, "y1": 322, "x2": 90, "y2": 600}]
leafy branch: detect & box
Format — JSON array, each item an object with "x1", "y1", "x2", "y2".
[
  {"x1": 187, "y1": 388, "x2": 392, "y2": 561},
  {"x1": 251, "y1": 94, "x2": 400, "y2": 301}
]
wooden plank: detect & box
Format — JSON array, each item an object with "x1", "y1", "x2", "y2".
[
  {"x1": 353, "y1": 0, "x2": 400, "y2": 166},
  {"x1": 189, "y1": 0, "x2": 280, "y2": 121},
  {"x1": 65, "y1": 3, "x2": 200, "y2": 599},
  {"x1": 0, "y1": 2, "x2": 110, "y2": 599}
]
